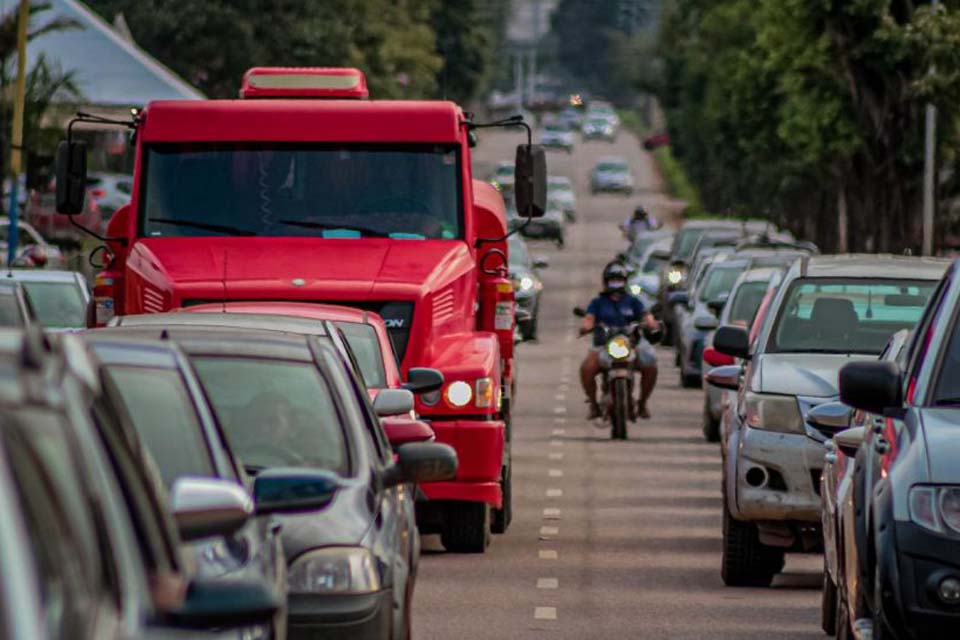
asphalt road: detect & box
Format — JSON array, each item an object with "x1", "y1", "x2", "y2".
[{"x1": 413, "y1": 127, "x2": 824, "y2": 639}]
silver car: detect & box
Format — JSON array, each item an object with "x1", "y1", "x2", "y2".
[
  {"x1": 3, "y1": 269, "x2": 91, "y2": 330},
  {"x1": 708, "y1": 254, "x2": 948, "y2": 587}
]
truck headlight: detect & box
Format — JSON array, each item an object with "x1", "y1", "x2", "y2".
[
  {"x1": 606, "y1": 336, "x2": 632, "y2": 360},
  {"x1": 744, "y1": 391, "x2": 804, "y2": 434},
  {"x1": 909, "y1": 486, "x2": 960, "y2": 534},
  {"x1": 288, "y1": 547, "x2": 381, "y2": 595},
  {"x1": 444, "y1": 381, "x2": 473, "y2": 407}
]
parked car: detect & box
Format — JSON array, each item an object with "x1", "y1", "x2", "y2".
[
  {"x1": 590, "y1": 157, "x2": 633, "y2": 195},
  {"x1": 0, "y1": 329, "x2": 282, "y2": 638},
  {"x1": 539, "y1": 123, "x2": 575, "y2": 153},
  {"x1": 831, "y1": 257, "x2": 960, "y2": 639},
  {"x1": 3, "y1": 269, "x2": 91, "y2": 330},
  {"x1": 708, "y1": 254, "x2": 947, "y2": 587},
  {"x1": 556, "y1": 106, "x2": 582, "y2": 131},
  {"x1": 0, "y1": 282, "x2": 37, "y2": 328},
  {"x1": 581, "y1": 115, "x2": 617, "y2": 142},
  {"x1": 27, "y1": 182, "x2": 104, "y2": 243},
  {"x1": 508, "y1": 234, "x2": 548, "y2": 341},
  {"x1": 820, "y1": 329, "x2": 910, "y2": 638},
  {"x1": 520, "y1": 199, "x2": 565, "y2": 247},
  {"x1": 701, "y1": 267, "x2": 785, "y2": 441},
  {"x1": 0, "y1": 216, "x2": 66, "y2": 268},
  {"x1": 548, "y1": 175, "x2": 578, "y2": 222},
  {"x1": 86, "y1": 172, "x2": 133, "y2": 219},
  {"x1": 106, "y1": 319, "x2": 457, "y2": 637}
]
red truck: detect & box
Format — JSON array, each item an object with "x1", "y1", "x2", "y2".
[{"x1": 55, "y1": 67, "x2": 546, "y2": 552}]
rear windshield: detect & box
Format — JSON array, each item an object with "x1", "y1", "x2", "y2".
[
  {"x1": 335, "y1": 321, "x2": 387, "y2": 388},
  {"x1": 769, "y1": 278, "x2": 935, "y2": 354},
  {"x1": 191, "y1": 357, "x2": 348, "y2": 475},
  {"x1": 596, "y1": 162, "x2": 627, "y2": 172},
  {"x1": 105, "y1": 367, "x2": 215, "y2": 488},
  {"x1": 21, "y1": 281, "x2": 86, "y2": 329},
  {"x1": 727, "y1": 281, "x2": 769, "y2": 327},
  {"x1": 673, "y1": 228, "x2": 705, "y2": 261},
  {"x1": 699, "y1": 265, "x2": 745, "y2": 302}
]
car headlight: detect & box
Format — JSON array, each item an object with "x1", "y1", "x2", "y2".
[
  {"x1": 606, "y1": 336, "x2": 632, "y2": 360},
  {"x1": 520, "y1": 276, "x2": 534, "y2": 292},
  {"x1": 288, "y1": 547, "x2": 381, "y2": 595},
  {"x1": 909, "y1": 486, "x2": 960, "y2": 534},
  {"x1": 666, "y1": 268, "x2": 685, "y2": 285},
  {"x1": 630, "y1": 283, "x2": 643, "y2": 296},
  {"x1": 744, "y1": 391, "x2": 804, "y2": 434}
]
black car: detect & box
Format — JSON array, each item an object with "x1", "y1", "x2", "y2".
[
  {"x1": 509, "y1": 234, "x2": 547, "y2": 341},
  {"x1": 838, "y1": 257, "x2": 960, "y2": 640},
  {"x1": 104, "y1": 322, "x2": 456, "y2": 640},
  {"x1": 0, "y1": 329, "x2": 284, "y2": 638}
]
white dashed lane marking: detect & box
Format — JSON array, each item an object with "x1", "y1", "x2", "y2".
[
  {"x1": 543, "y1": 508, "x2": 561, "y2": 519},
  {"x1": 551, "y1": 428, "x2": 565, "y2": 435},
  {"x1": 548, "y1": 469, "x2": 564, "y2": 477},
  {"x1": 553, "y1": 407, "x2": 567, "y2": 414},
  {"x1": 539, "y1": 526, "x2": 559, "y2": 536},
  {"x1": 537, "y1": 578, "x2": 559, "y2": 590},
  {"x1": 534, "y1": 607, "x2": 558, "y2": 620},
  {"x1": 539, "y1": 550, "x2": 558, "y2": 560},
  {"x1": 546, "y1": 488, "x2": 563, "y2": 497},
  {"x1": 548, "y1": 452, "x2": 563, "y2": 460}
]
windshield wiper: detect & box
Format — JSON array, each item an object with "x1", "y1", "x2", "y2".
[
  {"x1": 244, "y1": 464, "x2": 266, "y2": 476},
  {"x1": 148, "y1": 217, "x2": 257, "y2": 236},
  {"x1": 934, "y1": 397, "x2": 960, "y2": 407},
  {"x1": 275, "y1": 219, "x2": 390, "y2": 237}
]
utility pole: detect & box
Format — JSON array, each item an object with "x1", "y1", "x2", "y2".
[
  {"x1": 922, "y1": 0, "x2": 938, "y2": 256},
  {"x1": 7, "y1": 0, "x2": 30, "y2": 267}
]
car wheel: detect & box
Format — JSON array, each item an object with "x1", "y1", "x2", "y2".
[
  {"x1": 822, "y1": 559, "x2": 838, "y2": 635},
  {"x1": 491, "y1": 461, "x2": 512, "y2": 534},
  {"x1": 441, "y1": 501, "x2": 490, "y2": 553},
  {"x1": 703, "y1": 398, "x2": 721, "y2": 442},
  {"x1": 721, "y1": 505, "x2": 783, "y2": 587},
  {"x1": 681, "y1": 372, "x2": 701, "y2": 389}
]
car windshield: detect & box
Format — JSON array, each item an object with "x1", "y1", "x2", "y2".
[
  {"x1": 544, "y1": 125, "x2": 567, "y2": 133},
  {"x1": 587, "y1": 118, "x2": 609, "y2": 127},
  {"x1": 141, "y1": 143, "x2": 462, "y2": 240},
  {"x1": 191, "y1": 357, "x2": 348, "y2": 474},
  {"x1": 596, "y1": 162, "x2": 627, "y2": 173},
  {"x1": 674, "y1": 228, "x2": 705, "y2": 261},
  {"x1": 642, "y1": 254, "x2": 667, "y2": 274},
  {"x1": 335, "y1": 321, "x2": 387, "y2": 388},
  {"x1": 20, "y1": 281, "x2": 86, "y2": 329},
  {"x1": 769, "y1": 278, "x2": 936, "y2": 354},
  {"x1": 699, "y1": 265, "x2": 745, "y2": 302},
  {"x1": 548, "y1": 177, "x2": 571, "y2": 190},
  {"x1": 0, "y1": 290, "x2": 22, "y2": 326},
  {"x1": 727, "y1": 281, "x2": 769, "y2": 327},
  {"x1": 494, "y1": 164, "x2": 514, "y2": 177},
  {"x1": 105, "y1": 366, "x2": 215, "y2": 488}
]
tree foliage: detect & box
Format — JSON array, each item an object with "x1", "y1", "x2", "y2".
[{"x1": 659, "y1": 0, "x2": 960, "y2": 252}]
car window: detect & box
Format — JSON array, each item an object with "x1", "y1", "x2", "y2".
[
  {"x1": 335, "y1": 322, "x2": 387, "y2": 388},
  {"x1": 727, "y1": 281, "x2": 769, "y2": 327},
  {"x1": 769, "y1": 278, "x2": 936, "y2": 355},
  {"x1": 104, "y1": 366, "x2": 216, "y2": 488},
  {"x1": 0, "y1": 291, "x2": 23, "y2": 327},
  {"x1": 673, "y1": 228, "x2": 705, "y2": 260},
  {"x1": 642, "y1": 254, "x2": 667, "y2": 274},
  {"x1": 20, "y1": 281, "x2": 87, "y2": 329},
  {"x1": 699, "y1": 265, "x2": 744, "y2": 302},
  {"x1": 191, "y1": 357, "x2": 349, "y2": 475},
  {"x1": 2, "y1": 409, "x2": 102, "y2": 637}
]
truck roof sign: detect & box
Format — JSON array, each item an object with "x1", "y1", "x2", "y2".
[{"x1": 241, "y1": 67, "x2": 369, "y2": 99}]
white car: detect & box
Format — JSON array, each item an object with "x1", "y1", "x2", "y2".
[
  {"x1": 539, "y1": 124, "x2": 574, "y2": 153},
  {"x1": 490, "y1": 161, "x2": 515, "y2": 193},
  {"x1": 87, "y1": 172, "x2": 133, "y2": 218},
  {"x1": 0, "y1": 217, "x2": 65, "y2": 269},
  {"x1": 2, "y1": 269, "x2": 92, "y2": 330},
  {"x1": 547, "y1": 176, "x2": 577, "y2": 222}
]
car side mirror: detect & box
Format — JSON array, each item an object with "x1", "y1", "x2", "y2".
[
  {"x1": 515, "y1": 143, "x2": 546, "y2": 218},
  {"x1": 402, "y1": 367, "x2": 444, "y2": 395},
  {"x1": 806, "y1": 401, "x2": 852, "y2": 435},
  {"x1": 707, "y1": 297, "x2": 727, "y2": 317},
  {"x1": 166, "y1": 578, "x2": 279, "y2": 630},
  {"x1": 713, "y1": 325, "x2": 750, "y2": 360},
  {"x1": 55, "y1": 140, "x2": 88, "y2": 215},
  {"x1": 373, "y1": 388, "x2": 415, "y2": 417},
  {"x1": 533, "y1": 256, "x2": 550, "y2": 269},
  {"x1": 252, "y1": 468, "x2": 342, "y2": 516},
  {"x1": 572, "y1": 306, "x2": 586, "y2": 318},
  {"x1": 170, "y1": 477, "x2": 252, "y2": 542},
  {"x1": 705, "y1": 364, "x2": 741, "y2": 390},
  {"x1": 694, "y1": 315, "x2": 719, "y2": 331},
  {"x1": 382, "y1": 442, "x2": 458, "y2": 488},
  {"x1": 839, "y1": 361, "x2": 903, "y2": 416},
  {"x1": 667, "y1": 291, "x2": 688, "y2": 307},
  {"x1": 834, "y1": 426, "x2": 866, "y2": 457},
  {"x1": 381, "y1": 417, "x2": 435, "y2": 447}
]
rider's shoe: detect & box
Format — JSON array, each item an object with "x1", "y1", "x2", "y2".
[
  {"x1": 637, "y1": 402, "x2": 652, "y2": 419},
  {"x1": 587, "y1": 400, "x2": 601, "y2": 420}
]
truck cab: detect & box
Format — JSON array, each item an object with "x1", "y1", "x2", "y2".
[{"x1": 55, "y1": 67, "x2": 545, "y2": 552}]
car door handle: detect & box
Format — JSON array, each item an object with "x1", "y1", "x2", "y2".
[{"x1": 875, "y1": 438, "x2": 890, "y2": 455}]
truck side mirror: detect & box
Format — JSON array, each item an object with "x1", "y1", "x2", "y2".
[
  {"x1": 55, "y1": 140, "x2": 88, "y2": 215},
  {"x1": 515, "y1": 144, "x2": 546, "y2": 218}
]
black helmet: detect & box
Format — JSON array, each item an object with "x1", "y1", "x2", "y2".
[
  {"x1": 603, "y1": 261, "x2": 630, "y2": 294},
  {"x1": 633, "y1": 205, "x2": 648, "y2": 220}
]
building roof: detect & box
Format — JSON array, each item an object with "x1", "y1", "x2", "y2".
[{"x1": 26, "y1": 0, "x2": 204, "y2": 107}]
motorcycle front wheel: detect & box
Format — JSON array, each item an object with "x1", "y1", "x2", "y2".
[{"x1": 611, "y1": 377, "x2": 630, "y2": 440}]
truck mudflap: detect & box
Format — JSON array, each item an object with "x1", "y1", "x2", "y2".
[{"x1": 420, "y1": 418, "x2": 505, "y2": 507}]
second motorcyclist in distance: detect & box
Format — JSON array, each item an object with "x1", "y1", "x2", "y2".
[{"x1": 579, "y1": 261, "x2": 660, "y2": 420}]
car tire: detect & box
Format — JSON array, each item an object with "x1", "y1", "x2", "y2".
[
  {"x1": 491, "y1": 461, "x2": 512, "y2": 534},
  {"x1": 703, "y1": 399, "x2": 721, "y2": 442},
  {"x1": 681, "y1": 372, "x2": 701, "y2": 389},
  {"x1": 721, "y1": 505, "x2": 783, "y2": 587},
  {"x1": 441, "y1": 502, "x2": 490, "y2": 553},
  {"x1": 822, "y1": 559, "x2": 838, "y2": 635}
]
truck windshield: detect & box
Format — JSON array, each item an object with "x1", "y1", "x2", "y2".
[{"x1": 140, "y1": 143, "x2": 462, "y2": 240}]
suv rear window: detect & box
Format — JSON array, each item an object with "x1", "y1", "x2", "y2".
[{"x1": 335, "y1": 321, "x2": 387, "y2": 388}]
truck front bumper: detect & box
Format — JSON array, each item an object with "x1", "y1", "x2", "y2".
[{"x1": 419, "y1": 418, "x2": 505, "y2": 508}]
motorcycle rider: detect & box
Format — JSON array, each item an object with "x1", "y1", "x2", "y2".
[
  {"x1": 579, "y1": 261, "x2": 660, "y2": 420},
  {"x1": 620, "y1": 205, "x2": 658, "y2": 241}
]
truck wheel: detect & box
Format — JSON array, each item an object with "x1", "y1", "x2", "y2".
[
  {"x1": 822, "y1": 559, "x2": 838, "y2": 635},
  {"x1": 721, "y1": 506, "x2": 783, "y2": 587},
  {"x1": 491, "y1": 462, "x2": 512, "y2": 534},
  {"x1": 441, "y1": 502, "x2": 490, "y2": 553}
]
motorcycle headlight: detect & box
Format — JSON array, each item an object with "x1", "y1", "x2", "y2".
[
  {"x1": 630, "y1": 283, "x2": 643, "y2": 296},
  {"x1": 666, "y1": 267, "x2": 685, "y2": 285},
  {"x1": 288, "y1": 547, "x2": 381, "y2": 595},
  {"x1": 606, "y1": 336, "x2": 632, "y2": 360},
  {"x1": 909, "y1": 486, "x2": 960, "y2": 535},
  {"x1": 519, "y1": 276, "x2": 535, "y2": 292},
  {"x1": 744, "y1": 391, "x2": 804, "y2": 434}
]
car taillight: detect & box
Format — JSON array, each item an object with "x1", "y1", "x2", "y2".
[
  {"x1": 93, "y1": 273, "x2": 117, "y2": 326},
  {"x1": 703, "y1": 347, "x2": 734, "y2": 367},
  {"x1": 89, "y1": 188, "x2": 106, "y2": 199}
]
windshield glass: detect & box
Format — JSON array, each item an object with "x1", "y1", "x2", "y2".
[
  {"x1": 548, "y1": 177, "x2": 571, "y2": 191},
  {"x1": 21, "y1": 281, "x2": 86, "y2": 329},
  {"x1": 105, "y1": 367, "x2": 214, "y2": 488},
  {"x1": 699, "y1": 265, "x2": 745, "y2": 302},
  {"x1": 191, "y1": 357, "x2": 348, "y2": 474},
  {"x1": 0, "y1": 290, "x2": 22, "y2": 326},
  {"x1": 335, "y1": 321, "x2": 387, "y2": 388},
  {"x1": 596, "y1": 162, "x2": 627, "y2": 173},
  {"x1": 727, "y1": 281, "x2": 769, "y2": 327},
  {"x1": 674, "y1": 228, "x2": 705, "y2": 260},
  {"x1": 642, "y1": 254, "x2": 667, "y2": 274},
  {"x1": 508, "y1": 236, "x2": 530, "y2": 267},
  {"x1": 141, "y1": 143, "x2": 462, "y2": 240},
  {"x1": 769, "y1": 278, "x2": 935, "y2": 354}
]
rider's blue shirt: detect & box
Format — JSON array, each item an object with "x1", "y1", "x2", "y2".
[{"x1": 586, "y1": 293, "x2": 646, "y2": 347}]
